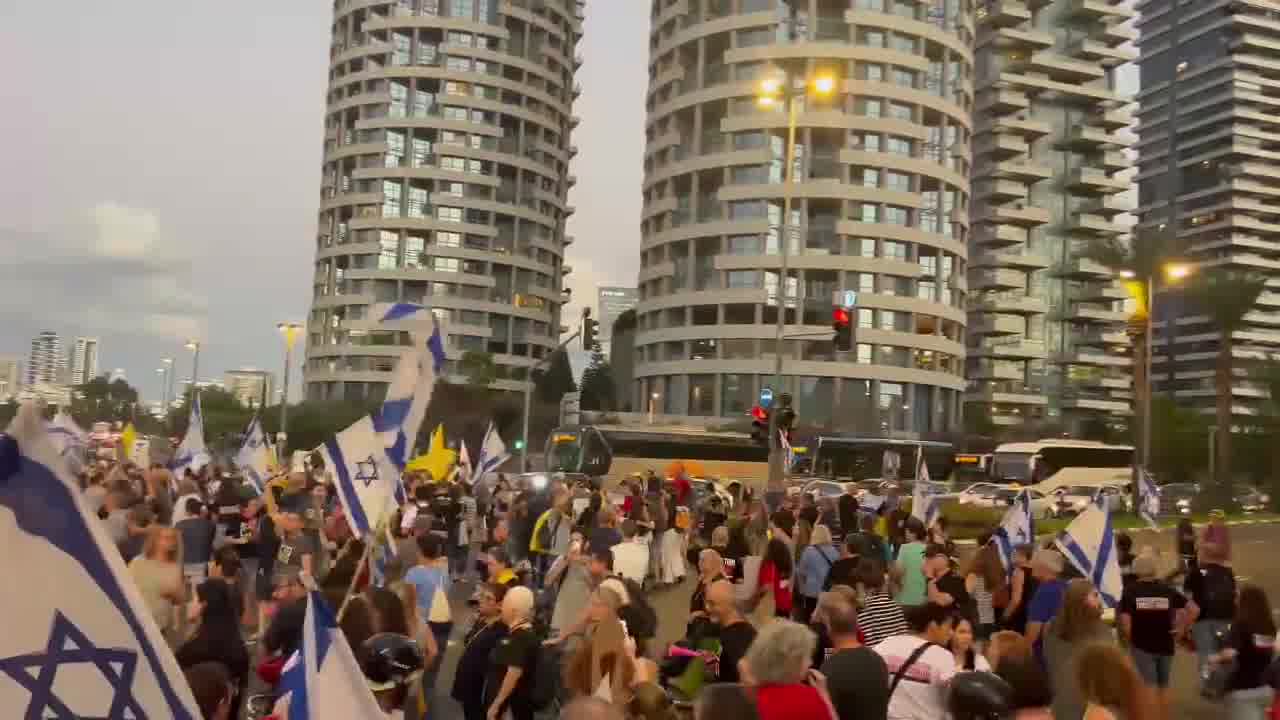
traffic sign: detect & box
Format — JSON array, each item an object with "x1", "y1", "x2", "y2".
[
  {"x1": 833, "y1": 290, "x2": 858, "y2": 309},
  {"x1": 759, "y1": 387, "x2": 774, "y2": 408}
]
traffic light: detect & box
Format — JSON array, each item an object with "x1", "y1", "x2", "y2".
[
  {"x1": 582, "y1": 307, "x2": 599, "y2": 350},
  {"x1": 750, "y1": 405, "x2": 770, "y2": 445},
  {"x1": 776, "y1": 393, "x2": 797, "y2": 443},
  {"x1": 833, "y1": 306, "x2": 853, "y2": 351}
]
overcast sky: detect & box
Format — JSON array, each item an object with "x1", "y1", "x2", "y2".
[{"x1": 0, "y1": 2, "x2": 647, "y2": 402}]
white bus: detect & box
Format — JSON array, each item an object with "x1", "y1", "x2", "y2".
[{"x1": 990, "y1": 439, "x2": 1134, "y2": 492}]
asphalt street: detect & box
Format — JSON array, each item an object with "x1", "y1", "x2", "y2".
[{"x1": 406, "y1": 520, "x2": 1280, "y2": 720}]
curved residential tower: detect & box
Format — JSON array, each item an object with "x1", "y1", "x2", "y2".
[
  {"x1": 635, "y1": 0, "x2": 972, "y2": 434},
  {"x1": 305, "y1": 0, "x2": 583, "y2": 402}
]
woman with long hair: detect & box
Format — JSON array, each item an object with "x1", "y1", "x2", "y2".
[
  {"x1": 129, "y1": 524, "x2": 185, "y2": 644},
  {"x1": 796, "y1": 525, "x2": 839, "y2": 623},
  {"x1": 564, "y1": 584, "x2": 641, "y2": 702},
  {"x1": 1002, "y1": 544, "x2": 1037, "y2": 634},
  {"x1": 964, "y1": 541, "x2": 1006, "y2": 641},
  {"x1": 690, "y1": 548, "x2": 727, "y2": 621},
  {"x1": 949, "y1": 615, "x2": 992, "y2": 671},
  {"x1": 1076, "y1": 643, "x2": 1153, "y2": 720},
  {"x1": 757, "y1": 537, "x2": 795, "y2": 618},
  {"x1": 1213, "y1": 584, "x2": 1277, "y2": 720},
  {"x1": 177, "y1": 580, "x2": 250, "y2": 718},
  {"x1": 1045, "y1": 580, "x2": 1116, "y2": 720}
]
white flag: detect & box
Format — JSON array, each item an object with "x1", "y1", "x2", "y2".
[
  {"x1": 474, "y1": 422, "x2": 510, "y2": 478},
  {"x1": 320, "y1": 416, "x2": 401, "y2": 539},
  {"x1": 1137, "y1": 469, "x2": 1161, "y2": 530},
  {"x1": 46, "y1": 411, "x2": 87, "y2": 474},
  {"x1": 275, "y1": 591, "x2": 385, "y2": 719},
  {"x1": 371, "y1": 304, "x2": 447, "y2": 471},
  {"x1": 0, "y1": 402, "x2": 202, "y2": 718},
  {"x1": 910, "y1": 454, "x2": 938, "y2": 528},
  {"x1": 458, "y1": 438, "x2": 473, "y2": 484},
  {"x1": 1055, "y1": 503, "x2": 1124, "y2": 608},
  {"x1": 170, "y1": 392, "x2": 209, "y2": 480},
  {"x1": 235, "y1": 415, "x2": 272, "y2": 494},
  {"x1": 994, "y1": 489, "x2": 1036, "y2": 572}
]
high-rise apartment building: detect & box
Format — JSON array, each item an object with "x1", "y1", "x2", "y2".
[
  {"x1": 636, "y1": 1, "x2": 971, "y2": 433},
  {"x1": 26, "y1": 331, "x2": 63, "y2": 388},
  {"x1": 1138, "y1": 0, "x2": 1280, "y2": 418},
  {"x1": 0, "y1": 356, "x2": 21, "y2": 401},
  {"x1": 71, "y1": 337, "x2": 100, "y2": 385},
  {"x1": 966, "y1": 0, "x2": 1137, "y2": 433},
  {"x1": 304, "y1": 0, "x2": 584, "y2": 403},
  {"x1": 596, "y1": 285, "x2": 638, "y2": 353},
  {"x1": 224, "y1": 369, "x2": 276, "y2": 408}
]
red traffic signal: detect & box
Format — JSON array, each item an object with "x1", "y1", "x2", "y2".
[
  {"x1": 751, "y1": 405, "x2": 769, "y2": 422},
  {"x1": 833, "y1": 307, "x2": 851, "y2": 326},
  {"x1": 833, "y1": 307, "x2": 853, "y2": 351}
]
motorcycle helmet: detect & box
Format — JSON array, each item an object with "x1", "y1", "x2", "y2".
[
  {"x1": 360, "y1": 633, "x2": 425, "y2": 692},
  {"x1": 948, "y1": 671, "x2": 1013, "y2": 720}
]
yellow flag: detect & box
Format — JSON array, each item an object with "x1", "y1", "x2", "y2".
[
  {"x1": 120, "y1": 423, "x2": 138, "y2": 461},
  {"x1": 406, "y1": 424, "x2": 457, "y2": 482}
]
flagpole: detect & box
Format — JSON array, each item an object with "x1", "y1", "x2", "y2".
[{"x1": 337, "y1": 539, "x2": 373, "y2": 622}]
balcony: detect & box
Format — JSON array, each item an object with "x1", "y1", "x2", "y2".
[
  {"x1": 985, "y1": 202, "x2": 1052, "y2": 227},
  {"x1": 966, "y1": 386, "x2": 1049, "y2": 406},
  {"x1": 970, "y1": 361, "x2": 1024, "y2": 381},
  {"x1": 970, "y1": 315, "x2": 1024, "y2": 336},
  {"x1": 1066, "y1": 38, "x2": 1137, "y2": 67},
  {"x1": 973, "y1": 224, "x2": 1027, "y2": 249},
  {"x1": 1064, "y1": 303, "x2": 1128, "y2": 324},
  {"x1": 992, "y1": 115, "x2": 1053, "y2": 139},
  {"x1": 1060, "y1": 396, "x2": 1130, "y2": 414},
  {"x1": 972, "y1": 251, "x2": 1051, "y2": 270},
  {"x1": 975, "y1": 337, "x2": 1048, "y2": 360},
  {"x1": 1081, "y1": 196, "x2": 1129, "y2": 217},
  {"x1": 1058, "y1": 125, "x2": 1122, "y2": 151},
  {"x1": 1052, "y1": 349, "x2": 1131, "y2": 367},
  {"x1": 1065, "y1": 213, "x2": 1125, "y2": 237},
  {"x1": 976, "y1": 178, "x2": 1028, "y2": 202},
  {"x1": 1092, "y1": 107, "x2": 1134, "y2": 132},
  {"x1": 982, "y1": 0, "x2": 1032, "y2": 28},
  {"x1": 975, "y1": 134, "x2": 1029, "y2": 160},
  {"x1": 978, "y1": 88, "x2": 1029, "y2": 115},
  {"x1": 1075, "y1": 281, "x2": 1129, "y2": 303},
  {"x1": 1076, "y1": 328, "x2": 1130, "y2": 347},
  {"x1": 987, "y1": 161, "x2": 1053, "y2": 182},
  {"x1": 970, "y1": 293, "x2": 1049, "y2": 315},
  {"x1": 1067, "y1": 167, "x2": 1128, "y2": 195},
  {"x1": 1067, "y1": 0, "x2": 1136, "y2": 21},
  {"x1": 973, "y1": 268, "x2": 1026, "y2": 291},
  {"x1": 1018, "y1": 51, "x2": 1106, "y2": 83},
  {"x1": 1054, "y1": 257, "x2": 1113, "y2": 279}
]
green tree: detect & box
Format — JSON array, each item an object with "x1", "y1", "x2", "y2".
[
  {"x1": 612, "y1": 308, "x2": 637, "y2": 337},
  {"x1": 535, "y1": 348, "x2": 576, "y2": 404},
  {"x1": 579, "y1": 350, "x2": 616, "y2": 411},
  {"x1": 458, "y1": 351, "x2": 498, "y2": 389},
  {"x1": 1188, "y1": 269, "x2": 1267, "y2": 495},
  {"x1": 1147, "y1": 395, "x2": 1210, "y2": 484},
  {"x1": 1248, "y1": 356, "x2": 1280, "y2": 507},
  {"x1": 70, "y1": 375, "x2": 142, "y2": 426}
]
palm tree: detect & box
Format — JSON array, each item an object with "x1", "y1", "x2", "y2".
[
  {"x1": 1188, "y1": 270, "x2": 1268, "y2": 496},
  {"x1": 1249, "y1": 355, "x2": 1280, "y2": 509}
]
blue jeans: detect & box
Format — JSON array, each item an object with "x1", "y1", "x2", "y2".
[
  {"x1": 1193, "y1": 619, "x2": 1232, "y2": 679},
  {"x1": 1130, "y1": 648, "x2": 1173, "y2": 688}
]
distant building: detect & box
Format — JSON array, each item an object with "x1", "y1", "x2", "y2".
[
  {"x1": 70, "y1": 337, "x2": 100, "y2": 385},
  {"x1": 26, "y1": 331, "x2": 63, "y2": 388},
  {"x1": 609, "y1": 310, "x2": 637, "y2": 412},
  {"x1": 224, "y1": 369, "x2": 275, "y2": 408},
  {"x1": 0, "y1": 356, "x2": 20, "y2": 401},
  {"x1": 596, "y1": 286, "x2": 638, "y2": 355}
]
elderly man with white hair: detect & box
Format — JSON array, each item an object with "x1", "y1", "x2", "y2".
[
  {"x1": 740, "y1": 619, "x2": 837, "y2": 720},
  {"x1": 1024, "y1": 548, "x2": 1067, "y2": 652},
  {"x1": 485, "y1": 586, "x2": 539, "y2": 720}
]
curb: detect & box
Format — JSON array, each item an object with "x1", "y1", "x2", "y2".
[{"x1": 952, "y1": 516, "x2": 1280, "y2": 547}]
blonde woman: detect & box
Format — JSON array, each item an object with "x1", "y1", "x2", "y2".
[
  {"x1": 129, "y1": 525, "x2": 186, "y2": 644},
  {"x1": 796, "y1": 525, "x2": 838, "y2": 623}
]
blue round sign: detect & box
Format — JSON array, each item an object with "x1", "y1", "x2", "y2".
[{"x1": 759, "y1": 387, "x2": 774, "y2": 408}]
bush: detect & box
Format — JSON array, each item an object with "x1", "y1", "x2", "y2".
[{"x1": 903, "y1": 499, "x2": 1003, "y2": 541}]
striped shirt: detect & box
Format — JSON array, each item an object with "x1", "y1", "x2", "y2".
[
  {"x1": 973, "y1": 576, "x2": 996, "y2": 625},
  {"x1": 860, "y1": 591, "x2": 909, "y2": 647}
]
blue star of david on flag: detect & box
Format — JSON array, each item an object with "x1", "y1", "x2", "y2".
[
  {"x1": 0, "y1": 611, "x2": 145, "y2": 720},
  {"x1": 354, "y1": 456, "x2": 380, "y2": 488}
]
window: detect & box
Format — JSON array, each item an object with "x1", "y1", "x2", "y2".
[
  {"x1": 729, "y1": 200, "x2": 767, "y2": 219},
  {"x1": 884, "y1": 240, "x2": 908, "y2": 261},
  {"x1": 853, "y1": 132, "x2": 881, "y2": 152},
  {"x1": 918, "y1": 280, "x2": 936, "y2": 300},
  {"x1": 887, "y1": 136, "x2": 913, "y2": 156},
  {"x1": 861, "y1": 168, "x2": 880, "y2": 187},
  {"x1": 885, "y1": 206, "x2": 910, "y2": 226},
  {"x1": 412, "y1": 138, "x2": 431, "y2": 167},
  {"x1": 390, "y1": 82, "x2": 408, "y2": 117},
  {"x1": 416, "y1": 43, "x2": 438, "y2": 66},
  {"x1": 382, "y1": 181, "x2": 402, "y2": 217},
  {"x1": 441, "y1": 156, "x2": 468, "y2": 172},
  {"x1": 411, "y1": 89, "x2": 431, "y2": 117},
  {"x1": 447, "y1": 31, "x2": 472, "y2": 46},
  {"x1": 727, "y1": 270, "x2": 760, "y2": 288},
  {"x1": 393, "y1": 33, "x2": 411, "y2": 66},
  {"x1": 431, "y1": 257, "x2": 460, "y2": 272},
  {"x1": 856, "y1": 343, "x2": 873, "y2": 364},
  {"x1": 404, "y1": 235, "x2": 425, "y2": 267},
  {"x1": 449, "y1": 0, "x2": 474, "y2": 19},
  {"x1": 858, "y1": 203, "x2": 879, "y2": 223},
  {"x1": 859, "y1": 30, "x2": 885, "y2": 47},
  {"x1": 886, "y1": 171, "x2": 911, "y2": 192},
  {"x1": 879, "y1": 310, "x2": 897, "y2": 330},
  {"x1": 856, "y1": 272, "x2": 875, "y2": 293},
  {"x1": 731, "y1": 165, "x2": 768, "y2": 184},
  {"x1": 859, "y1": 238, "x2": 877, "y2": 257},
  {"x1": 861, "y1": 63, "x2": 884, "y2": 82},
  {"x1": 437, "y1": 206, "x2": 463, "y2": 223},
  {"x1": 435, "y1": 231, "x2": 461, "y2": 247},
  {"x1": 407, "y1": 187, "x2": 429, "y2": 218},
  {"x1": 446, "y1": 56, "x2": 472, "y2": 72},
  {"x1": 445, "y1": 81, "x2": 470, "y2": 96},
  {"x1": 379, "y1": 231, "x2": 399, "y2": 269},
  {"x1": 858, "y1": 98, "x2": 883, "y2": 118},
  {"x1": 892, "y1": 68, "x2": 916, "y2": 88},
  {"x1": 728, "y1": 234, "x2": 762, "y2": 255},
  {"x1": 386, "y1": 131, "x2": 406, "y2": 167},
  {"x1": 857, "y1": 308, "x2": 874, "y2": 328},
  {"x1": 443, "y1": 106, "x2": 469, "y2": 122},
  {"x1": 889, "y1": 102, "x2": 912, "y2": 121}
]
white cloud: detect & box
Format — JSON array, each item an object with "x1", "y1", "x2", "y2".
[{"x1": 90, "y1": 202, "x2": 160, "y2": 259}]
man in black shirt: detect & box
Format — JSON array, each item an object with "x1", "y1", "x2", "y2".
[
  {"x1": 706, "y1": 580, "x2": 756, "y2": 683},
  {"x1": 1119, "y1": 554, "x2": 1187, "y2": 703},
  {"x1": 1185, "y1": 542, "x2": 1236, "y2": 677},
  {"x1": 262, "y1": 573, "x2": 308, "y2": 660},
  {"x1": 819, "y1": 592, "x2": 889, "y2": 720},
  {"x1": 925, "y1": 543, "x2": 971, "y2": 617},
  {"x1": 827, "y1": 534, "x2": 863, "y2": 590}
]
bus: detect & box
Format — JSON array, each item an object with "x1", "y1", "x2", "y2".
[
  {"x1": 545, "y1": 425, "x2": 768, "y2": 482},
  {"x1": 990, "y1": 439, "x2": 1134, "y2": 491},
  {"x1": 952, "y1": 453, "x2": 992, "y2": 485},
  {"x1": 809, "y1": 437, "x2": 954, "y2": 484}
]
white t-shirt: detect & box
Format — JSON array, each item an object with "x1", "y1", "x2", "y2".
[
  {"x1": 612, "y1": 539, "x2": 650, "y2": 585},
  {"x1": 874, "y1": 634, "x2": 956, "y2": 720}
]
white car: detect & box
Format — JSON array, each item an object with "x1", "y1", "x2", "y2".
[
  {"x1": 1053, "y1": 484, "x2": 1132, "y2": 515},
  {"x1": 804, "y1": 479, "x2": 855, "y2": 501},
  {"x1": 960, "y1": 483, "x2": 1057, "y2": 519},
  {"x1": 957, "y1": 482, "x2": 1006, "y2": 506}
]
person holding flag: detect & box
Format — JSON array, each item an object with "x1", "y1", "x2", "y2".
[
  {"x1": 235, "y1": 414, "x2": 273, "y2": 495},
  {"x1": 472, "y1": 422, "x2": 510, "y2": 488},
  {"x1": 170, "y1": 392, "x2": 210, "y2": 488},
  {"x1": 1137, "y1": 468, "x2": 1161, "y2": 530},
  {"x1": 0, "y1": 402, "x2": 204, "y2": 718}
]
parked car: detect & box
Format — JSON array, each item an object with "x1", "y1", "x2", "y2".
[
  {"x1": 1054, "y1": 484, "x2": 1132, "y2": 515},
  {"x1": 1160, "y1": 483, "x2": 1199, "y2": 516},
  {"x1": 1233, "y1": 484, "x2": 1271, "y2": 513},
  {"x1": 803, "y1": 479, "x2": 854, "y2": 501},
  {"x1": 957, "y1": 482, "x2": 1005, "y2": 506}
]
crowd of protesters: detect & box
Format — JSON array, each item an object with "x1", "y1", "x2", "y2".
[{"x1": 77, "y1": 451, "x2": 1280, "y2": 720}]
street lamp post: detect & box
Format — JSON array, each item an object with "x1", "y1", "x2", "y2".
[
  {"x1": 277, "y1": 322, "x2": 304, "y2": 464},
  {"x1": 155, "y1": 367, "x2": 168, "y2": 413},
  {"x1": 756, "y1": 67, "x2": 835, "y2": 494},
  {"x1": 185, "y1": 341, "x2": 201, "y2": 399},
  {"x1": 1124, "y1": 263, "x2": 1193, "y2": 473},
  {"x1": 161, "y1": 358, "x2": 174, "y2": 411}
]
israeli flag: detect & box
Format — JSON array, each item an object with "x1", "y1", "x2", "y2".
[
  {"x1": 993, "y1": 489, "x2": 1036, "y2": 573},
  {"x1": 0, "y1": 403, "x2": 202, "y2": 718},
  {"x1": 235, "y1": 414, "x2": 272, "y2": 494},
  {"x1": 1054, "y1": 503, "x2": 1123, "y2": 608},
  {"x1": 276, "y1": 590, "x2": 385, "y2": 720},
  {"x1": 170, "y1": 392, "x2": 209, "y2": 480},
  {"x1": 46, "y1": 411, "x2": 87, "y2": 473},
  {"x1": 458, "y1": 438, "x2": 473, "y2": 484},
  {"x1": 320, "y1": 416, "x2": 400, "y2": 539},
  {"x1": 473, "y1": 422, "x2": 510, "y2": 479},
  {"x1": 910, "y1": 454, "x2": 938, "y2": 528},
  {"x1": 1137, "y1": 469, "x2": 1161, "y2": 530},
  {"x1": 371, "y1": 303, "x2": 447, "y2": 478}
]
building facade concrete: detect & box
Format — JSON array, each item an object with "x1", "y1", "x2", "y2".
[
  {"x1": 304, "y1": 0, "x2": 584, "y2": 403},
  {"x1": 71, "y1": 337, "x2": 100, "y2": 386},
  {"x1": 597, "y1": 285, "x2": 638, "y2": 354},
  {"x1": 224, "y1": 369, "x2": 276, "y2": 409},
  {"x1": 1137, "y1": 0, "x2": 1280, "y2": 420},
  {"x1": 966, "y1": 0, "x2": 1137, "y2": 434},
  {"x1": 26, "y1": 331, "x2": 63, "y2": 388},
  {"x1": 635, "y1": 0, "x2": 972, "y2": 435},
  {"x1": 0, "y1": 356, "x2": 20, "y2": 401}
]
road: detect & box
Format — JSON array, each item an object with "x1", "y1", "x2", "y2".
[{"x1": 419, "y1": 521, "x2": 1278, "y2": 719}]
